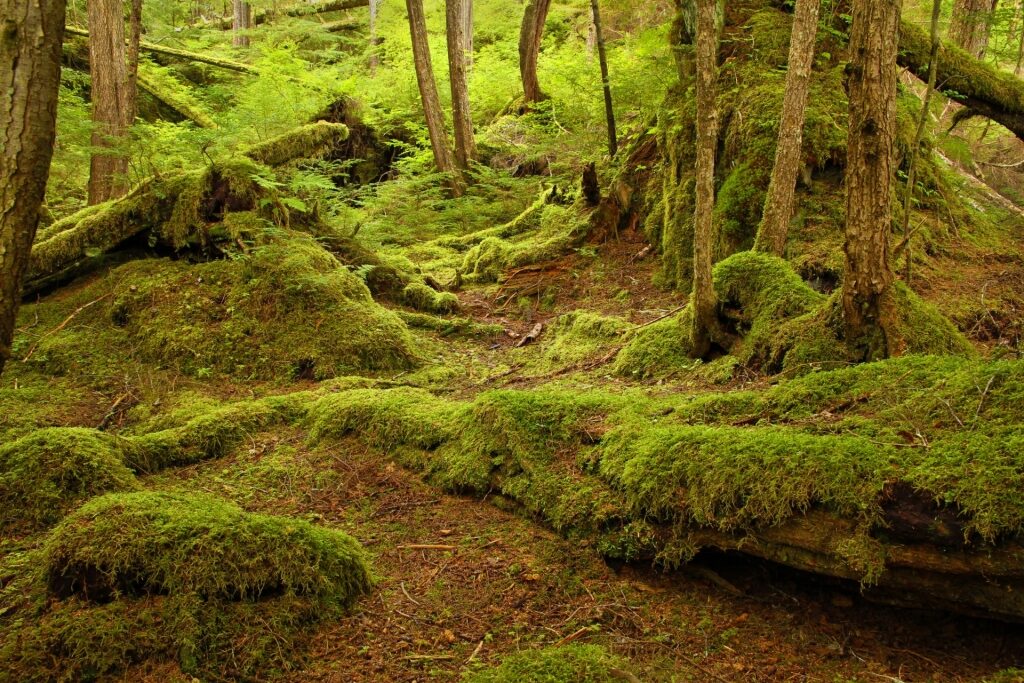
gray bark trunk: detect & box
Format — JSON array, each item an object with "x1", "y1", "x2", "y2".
[
  {"x1": 447, "y1": 0, "x2": 476, "y2": 169},
  {"x1": 755, "y1": 0, "x2": 820, "y2": 257}
]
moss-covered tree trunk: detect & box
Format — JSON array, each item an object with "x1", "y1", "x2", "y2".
[
  {"x1": 519, "y1": 0, "x2": 551, "y2": 103},
  {"x1": 842, "y1": 0, "x2": 901, "y2": 359},
  {"x1": 87, "y1": 0, "x2": 132, "y2": 205},
  {"x1": 0, "y1": 0, "x2": 65, "y2": 376},
  {"x1": 754, "y1": 0, "x2": 820, "y2": 257},
  {"x1": 446, "y1": 0, "x2": 476, "y2": 169},
  {"x1": 949, "y1": 0, "x2": 998, "y2": 58},
  {"x1": 690, "y1": 0, "x2": 721, "y2": 357}
]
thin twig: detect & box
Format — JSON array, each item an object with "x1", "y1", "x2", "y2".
[{"x1": 22, "y1": 294, "x2": 111, "y2": 362}]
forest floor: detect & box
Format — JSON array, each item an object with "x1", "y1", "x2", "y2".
[{"x1": 32, "y1": 227, "x2": 1012, "y2": 682}]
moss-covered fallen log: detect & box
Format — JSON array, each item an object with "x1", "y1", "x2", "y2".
[
  {"x1": 136, "y1": 65, "x2": 219, "y2": 129},
  {"x1": 899, "y1": 19, "x2": 1024, "y2": 140},
  {"x1": 63, "y1": 26, "x2": 259, "y2": 74},
  {"x1": 25, "y1": 123, "x2": 348, "y2": 292}
]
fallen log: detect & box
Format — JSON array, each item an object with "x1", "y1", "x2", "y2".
[
  {"x1": 63, "y1": 26, "x2": 259, "y2": 74},
  {"x1": 899, "y1": 19, "x2": 1024, "y2": 141},
  {"x1": 207, "y1": 0, "x2": 369, "y2": 30},
  {"x1": 24, "y1": 123, "x2": 349, "y2": 294},
  {"x1": 136, "y1": 65, "x2": 219, "y2": 129}
]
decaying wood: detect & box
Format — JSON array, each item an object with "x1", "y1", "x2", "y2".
[{"x1": 687, "y1": 509, "x2": 1024, "y2": 621}]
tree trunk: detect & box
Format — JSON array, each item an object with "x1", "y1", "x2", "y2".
[
  {"x1": 406, "y1": 0, "x2": 462, "y2": 194},
  {"x1": 0, "y1": 0, "x2": 66, "y2": 376},
  {"x1": 233, "y1": 0, "x2": 251, "y2": 47},
  {"x1": 949, "y1": 0, "x2": 998, "y2": 58},
  {"x1": 690, "y1": 0, "x2": 720, "y2": 358},
  {"x1": 87, "y1": 0, "x2": 132, "y2": 205},
  {"x1": 754, "y1": 0, "x2": 820, "y2": 256},
  {"x1": 897, "y1": 0, "x2": 941, "y2": 284},
  {"x1": 591, "y1": 0, "x2": 617, "y2": 157},
  {"x1": 126, "y1": 0, "x2": 143, "y2": 121},
  {"x1": 842, "y1": 0, "x2": 901, "y2": 360},
  {"x1": 369, "y1": 0, "x2": 380, "y2": 72},
  {"x1": 462, "y1": 0, "x2": 472, "y2": 69},
  {"x1": 519, "y1": 0, "x2": 551, "y2": 103},
  {"x1": 446, "y1": 0, "x2": 476, "y2": 169}
]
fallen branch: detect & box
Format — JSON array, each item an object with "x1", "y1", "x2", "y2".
[
  {"x1": 22, "y1": 294, "x2": 111, "y2": 362},
  {"x1": 396, "y1": 544, "x2": 457, "y2": 551},
  {"x1": 899, "y1": 19, "x2": 1024, "y2": 141},
  {"x1": 64, "y1": 26, "x2": 259, "y2": 74},
  {"x1": 207, "y1": 0, "x2": 369, "y2": 30}
]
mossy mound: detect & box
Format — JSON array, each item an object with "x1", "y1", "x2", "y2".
[
  {"x1": 534, "y1": 311, "x2": 633, "y2": 371},
  {"x1": 612, "y1": 306, "x2": 697, "y2": 379},
  {"x1": 464, "y1": 644, "x2": 632, "y2": 683},
  {"x1": 28, "y1": 231, "x2": 422, "y2": 380},
  {"x1": 0, "y1": 428, "x2": 139, "y2": 533},
  {"x1": 0, "y1": 491, "x2": 373, "y2": 681}
]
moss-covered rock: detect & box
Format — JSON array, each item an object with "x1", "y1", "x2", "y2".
[
  {"x1": 0, "y1": 491, "x2": 373, "y2": 681},
  {"x1": 612, "y1": 306, "x2": 697, "y2": 379},
  {"x1": 464, "y1": 644, "x2": 632, "y2": 683},
  {"x1": 0, "y1": 428, "x2": 139, "y2": 533}
]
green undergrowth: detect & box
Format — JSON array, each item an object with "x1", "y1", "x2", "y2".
[
  {"x1": 464, "y1": 644, "x2": 632, "y2": 683},
  {"x1": 20, "y1": 230, "x2": 423, "y2": 381},
  {"x1": 0, "y1": 491, "x2": 372, "y2": 681}
]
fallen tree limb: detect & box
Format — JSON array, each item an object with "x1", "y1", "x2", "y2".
[
  {"x1": 899, "y1": 19, "x2": 1024, "y2": 141},
  {"x1": 63, "y1": 26, "x2": 259, "y2": 74},
  {"x1": 207, "y1": 0, "x2": 369, "y2": 30},
  {"x1": 24, "y1": 123, "x2": 349, "y2": 294},
  {"x1": 137, "y1": 65, "x2": 219, "y2": 129}
]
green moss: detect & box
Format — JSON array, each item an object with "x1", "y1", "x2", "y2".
[
  {"x1": 464, "y1": 644, "x2": 631, "y2": 683},
  {"x1": 244, "y1": 122, "x2": 350, "y2": 167},
  {"x1": 537, "y1": 311, "x2": 633, "y2": 370},
  {"x1": 0, "y1": 428, "x2": 139, "y2": 533},
  {"x1": 746, "y1": 8, "x2": 793, "y2": 68},
  {"x1": 714, "y1": 162, "x2": 767, "y2": 254},
  {"x1": 402, "y1": 281, "x2": 461, "y2": 314},
  {"x1": 44, "y1": 491, "x2": 372, "y2": 601},
  {"x1": 28, "y1": 230, "x2": 422, "y2": 380},
  {"x1": 613, "y1": 307, "x2": 697, "y2": 379},
  {"x1": 1, "y1": 491, "x2": 372, "y2": 681},
  {"x1": 396, "y1": 310, "x2": 505, "y2": 338},
  {"x1": 460, "y1": 204, "x2": 590, "y2": 284}
]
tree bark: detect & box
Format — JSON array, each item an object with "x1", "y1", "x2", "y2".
[
  {"x1": 126, "y1": 0, "x2": 142, "y2": 120},
  {"x1": 949, "y1": 0, "x2": 998, "y2": 58},
  {"x1": 233, "y1": 0, "x2": 251, "y2": 47},
  {"x1": 754, "y1": 0, "x2": 820, "y2": 256},
  {"x1": 0, "y1": 0, "x2": 66, "y2": 376},
  {"x1": 369, "y1": 0, "x2": 380, "y2": 72},
  {"x1": 87, "y1": 0, "x2": 132, "y2": 205},
  {"x1": 690, "y1": 0, "x2": 720, "y2": 358},
  {"x1": 446, "y1": 0, "x2": 476, "y2": 169},
  {"x1": 842, "y1": 0, "x2": 901, "y2": 359},
  {"x1": 519, "y1": 0, "x2": 551, "y2": 103},
  {"x1": 591, "y1": 0, "x2": 617, "y2": 157},
  {"x1": 406, "y1": 0, "x2": 463, "y2": 193}
]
